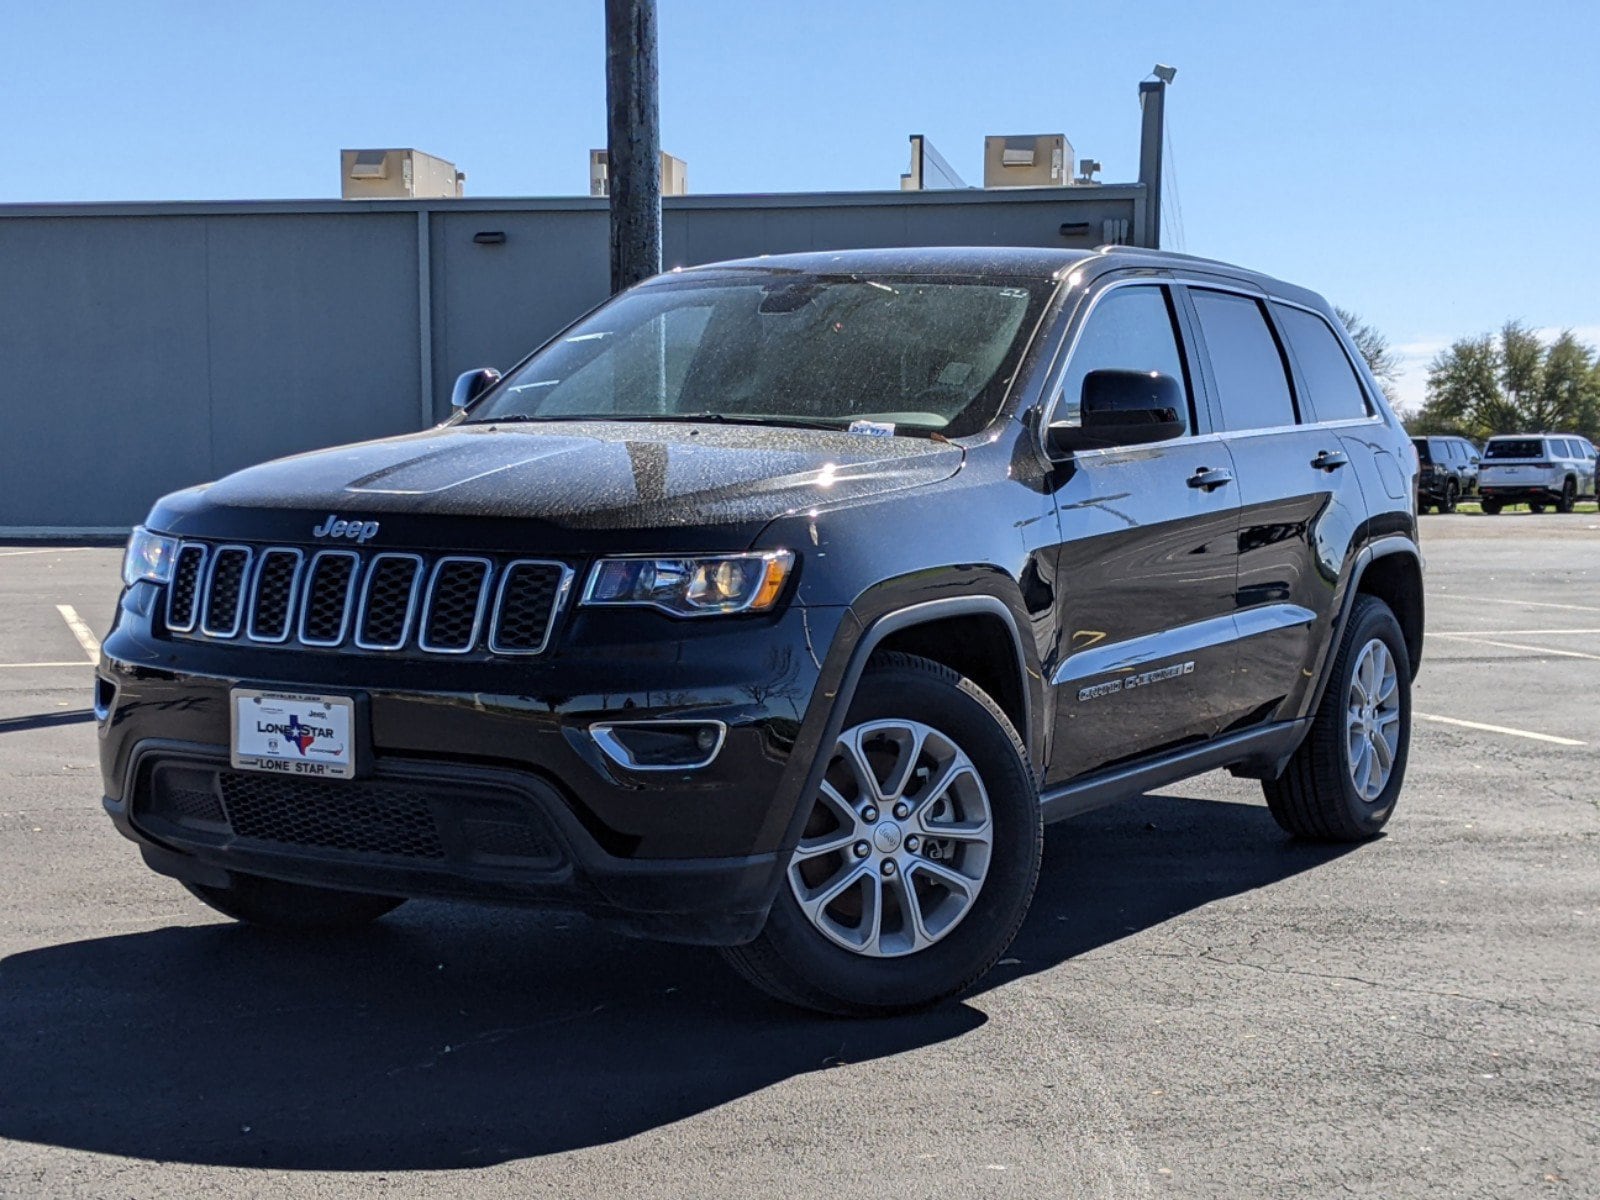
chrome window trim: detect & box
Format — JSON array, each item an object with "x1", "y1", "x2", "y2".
[
  {"x1": 353, "y1": 552, "x2": 426, "y2": 652},
  {"x1": 1037, "y1": 271, "x2": 1390, "y2": 459},
  {"x1": 199, "y1": 545, "x2": 253, "y2": 639},
  {"x1": 296, "y1": 549, "x2": 362, "y2": 647},
  {"x1": 244, "y1": 547, "x2": 306, "y2": 644},
  {"x1": 165, "y1": 542, "x2": 208, "y2": 633},
  {"x1": 417, "y1": 556, "x2": 495, "y2": 655},
  {"x1": 487, "y1": 559, "x2": 575, "y2": 655},
  {"x1": 589, "y1": 719, "x2": 729, "y2": 772}
]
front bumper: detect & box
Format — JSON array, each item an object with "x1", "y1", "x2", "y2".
[{"x1": 97, "y1": 588, "x2": 854, "y2": 944}]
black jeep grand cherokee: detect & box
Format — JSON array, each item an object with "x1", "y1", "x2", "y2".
[{"x1": 101, "y1": 246, "x2": 1423, "y2": 1015}]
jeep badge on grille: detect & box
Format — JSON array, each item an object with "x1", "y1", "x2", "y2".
[{"x1": 312, "y1": 514, "x2": 380, "y2": 543}]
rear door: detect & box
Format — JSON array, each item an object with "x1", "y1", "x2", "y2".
[
  {"x1": 1180, "y1": 287, "x2": 1370, "y2": 728},
  {"x1": 1044, "y1": 279, "x2": 1242, "y2": 784}
]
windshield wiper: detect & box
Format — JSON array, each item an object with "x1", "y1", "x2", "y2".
[{"x1": 593, "y1": 412, "x2": 852, "y2": 431}]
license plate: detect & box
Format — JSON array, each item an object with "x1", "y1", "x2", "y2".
[{"x1": 231, "y1": 689, "x2": 355, "y2": 779}]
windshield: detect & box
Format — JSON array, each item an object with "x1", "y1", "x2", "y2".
[
  {"x1": 1484, "y1": 439, "x2": 1544, "y2": 459},
  {"x1": 463, "y1": 271, "x2": 1052, "y2": 437}
]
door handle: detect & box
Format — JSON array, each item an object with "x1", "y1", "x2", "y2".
[
  {"x1": 1187, "y1": 466, "x2": 1234, "y2": 492},
  {"x1": 1311, "y1": 449, "x2": 1349, "y2": 471}
]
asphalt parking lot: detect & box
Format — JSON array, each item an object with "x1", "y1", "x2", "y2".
[{"x1": 0, "y1": 515, "x2": 1596, "y2": 1199}]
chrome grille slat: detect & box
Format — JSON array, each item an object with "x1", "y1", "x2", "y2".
[
  {"x1": 172, "y1": 543, "x2": 567, "y2": 656},
  {"x1": 199, "y1": 546, "x2": 253, "y2": 638},
  {"x1": 166, "y1": 543, "x2": 208, "y2": 633},
  {"x1": 246, "y1": 548, "x2": 304, "y2": 643},
  {"x1": 418, "y1": 557, "x2": 494, "y2": 654}
]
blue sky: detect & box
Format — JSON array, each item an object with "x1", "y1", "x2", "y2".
[{"x1": 4, "y1": 0, "x2": 1597, "y2": 409}]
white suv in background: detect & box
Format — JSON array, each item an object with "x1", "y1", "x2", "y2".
[{"x1": 1477, "y1": 434, "x2": 1599, "y2": 514}]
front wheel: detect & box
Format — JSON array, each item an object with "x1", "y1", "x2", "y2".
[
  {"x1": 1263, "y1": 594, "x2": 1411, "y2": 841},
  {"x1": 184, "y1": 873, "x2": 405, "y2": 930},
  {"x1": 721, "y1": 652, "x2": 1042, "y2": 1015},
  {"x1": 1441, "y1": 481, "x2": 1459, "y2": 513},
  {"x1": 1556, "y1": 480, "x2": 1576, "y2": 513}
]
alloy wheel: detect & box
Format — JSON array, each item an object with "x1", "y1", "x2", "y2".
[
  {"x1": 1345, "y1": 638, "x2": 1401, "y2": 801},
  {"x1": 786, "y1": 719, "x2": 993, "y2": 957}
]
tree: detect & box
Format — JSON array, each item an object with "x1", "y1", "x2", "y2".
[
  {"x1": 1412, "y1": 322, "x2": 1600, "y2": 441},
  {"x1": 1334, "y1": 307, "x2": 1401, "y2": 403}
]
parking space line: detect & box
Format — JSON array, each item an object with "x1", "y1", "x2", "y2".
[
  {"x1": 1415, "y1": 712, "x2": 1586, "y2": 747},
  {"x1": 1433, "y1": 634, "x2": 1600, "y2": 662},
  {"x1": 1433, "y1": 595, "x2": 1600, "y2": 614},
  {"x1": 55, "y1": 605, "x2": 100, "y2": 662},
  {"x1": 0, "y1": 546, "x2": 97, "y2": 558},
  {"x1": 0, "y1": 661, "x2": 95, "y2": 669},
  {"x1": 1433, "y1": 628, "x2": 1600, "y2": 637}
]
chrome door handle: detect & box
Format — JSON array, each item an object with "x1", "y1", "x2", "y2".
[
  {"x1": 1312, "y1": 449, "x2": 1349, "y2": 471},
  {"x1": 1187, "y1": 466, "x2": 1234, "y2": 492}
]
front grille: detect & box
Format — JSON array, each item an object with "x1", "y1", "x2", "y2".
[
  {"x1": 219, "y1": 773, "x2": 447, "y2": 859},
  {"x1": 169, "y1": 541, "x2": 569, "y2": 657}
]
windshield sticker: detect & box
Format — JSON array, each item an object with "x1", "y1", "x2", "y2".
[{"x1": 847, "y1": 420, "x2": 896, "y2": 437}]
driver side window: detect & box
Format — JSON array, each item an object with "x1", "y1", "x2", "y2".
[{"x1": 1054, "y1": 285, "x2": 1192, "y2": 433}]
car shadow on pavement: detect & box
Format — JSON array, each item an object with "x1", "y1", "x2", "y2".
[{"x1": 0, "y1": 793, "x2": 1354, "y2": 1170}]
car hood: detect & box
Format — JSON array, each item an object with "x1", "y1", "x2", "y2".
[{"x1": 147, "y1": 420, "x2": 964, "y2": 553}]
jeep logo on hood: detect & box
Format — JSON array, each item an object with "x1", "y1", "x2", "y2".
[{"x1": 312, "y1": 514, "x2": 380, "y2": 543}]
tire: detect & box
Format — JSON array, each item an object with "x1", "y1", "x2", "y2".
[
  {"x1": 721, "y1": 652, "x2": 1042, "y2": 1015},
  {"x1": 1262, "y1": 594, "x2": 1411, "y2": 842},
  {"x1": 1441, "y1": 481, "x2": 1458, "y2": 513},
  {"x1": 1556, "y1": 479, "x2": 1576, "y2": 514},
  {"x1": 1481, "y1": 498, "x2": 1502, "y2": 515},
  {"x1": 183, "y1": 873, "x2": 405, "y2": 930},
  {"x1": 1529, "y1": 502, "x2": 1545, "y2": 514}
]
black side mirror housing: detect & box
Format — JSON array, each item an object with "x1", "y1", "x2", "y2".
[
  {"x1": 1047, "y1": 369, "x2": 1186, "y2": 456},
  {"x1": 451, "y1": 367, "x2": 502, "y2": 410}
]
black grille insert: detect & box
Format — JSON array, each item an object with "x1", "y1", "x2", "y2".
[
  {"x1": 357, "y1": 555, "x2": 422, "y2": 649},
  {"x1": 300, "y1": 552, "x2": 359, "y2": 645},
  {"x1": 167, "y1": 544, "x2": 206, "y2": 632},
  {"x1": 247, "y1": 550, "x2": 301, "y2": 641},
  {"x1": 201, "y1": 547, "x2": 252, "y2": 636},
  {"x1": 219, "y1": 773, "x2": 447, "y2": 860},
  {"x1": 490, "y1": 561, "x2": 567, "y2": 653},
  {"x1": 420, "y1": 558, "x2": 491, "y2": 652}
]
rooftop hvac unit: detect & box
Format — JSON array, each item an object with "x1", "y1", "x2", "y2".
[
  {"x1": 340, "y1": 149, "x2": 465, "y2": 199},
  {"x1": 982, "y1": 134, "x2": 1073, "y2": 188},
  {"x1": 589, "y1": 149, "x2": 689, "y2": 197}
]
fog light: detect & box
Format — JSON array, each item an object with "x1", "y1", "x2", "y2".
[{"x1": 590, "y1": 720, "x2": 728, "y2": 771}]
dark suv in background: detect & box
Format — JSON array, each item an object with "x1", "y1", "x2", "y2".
[
  {"x1": 1411, "y1": 435, "x2": 1479, "y2": 512},
  {"x1": 101, "y1": 246, "x2": 1423, "y2": 1015}
]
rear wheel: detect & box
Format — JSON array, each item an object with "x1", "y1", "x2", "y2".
[
  {"x1": 721, "y1": 652, "x2": 1042, "y2": 1015},
  {"x1": 1556, "y1": 479, "x2": 1576, "y2": 513},
  {"x1": 1263, "y1": 595, "x2": 1411, "y2": 842},
  {"x1": 1441, "y1": 481, "x2": 1458, "y2": 513},
  {"x1": 184, "y1": 874, "x2": 405, "y2": 930}
]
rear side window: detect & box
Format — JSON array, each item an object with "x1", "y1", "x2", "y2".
[
  {"x1": 1190, "y1": 289, "x2": 1297, "y2": 431},
  {"x1": 1055, "y1": 285, "x2": 1192, "y2": 433},
  {"x1": 1485, "y1": 439, "x2": 1543, "y2": 459},
  {"x1": 1273, "y1": 305, "x2": 1371, "y2": 422}
]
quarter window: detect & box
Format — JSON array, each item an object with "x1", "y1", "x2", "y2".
[
  {"x1": 1190, "y1": 290, "x2": 1297, "y2": 431},
  {"x1": 1274, "y1": 305, "x2": 1372, "y2": 422},
  {"x1": 1054, "y1": 285, "x2": 1191, "y2": 433}
]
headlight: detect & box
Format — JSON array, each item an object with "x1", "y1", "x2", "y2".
[
  {"x1": 121, "y1": 526, "x2": 178, "y2": 587},
  {"x1": 582, "y1": 551, "x2": 795, "y2": 616}
]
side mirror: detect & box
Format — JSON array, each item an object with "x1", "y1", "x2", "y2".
[
  {"x1": 451, "y1": 367, "x2": 502, "y2": 410},
  {"x1": 1047, "y1": 369, "x2": 1186, "y2": 456}
]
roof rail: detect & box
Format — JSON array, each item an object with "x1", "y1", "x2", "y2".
[{"x1": 1093, "y1": 244, "x2": 1247, "y2": 272}]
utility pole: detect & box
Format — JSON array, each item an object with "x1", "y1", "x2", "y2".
[
  {"x1": 1137, "y1": 75, "x2": 1169, "y2": 249},
  {"x1": 605, "y1": 0, "x2": 661, "y2": 293}
]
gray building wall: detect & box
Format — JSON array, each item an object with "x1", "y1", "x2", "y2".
[{"x1": 0, "y1": 185, "x2": 1144, "y2": 533}]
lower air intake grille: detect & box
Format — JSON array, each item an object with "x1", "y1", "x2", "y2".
[{"x1": 218, "y1": 773, "x2": 447, "y2": 860}]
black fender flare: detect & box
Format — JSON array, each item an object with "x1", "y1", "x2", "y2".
[{"x1": 1307, "y1": 534, "x2": 1424, "y2": 717}]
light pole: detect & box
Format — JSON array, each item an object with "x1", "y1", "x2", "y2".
[
  {"x1": 1138, "y1": 64, "x2": 1175, "y2": 249},
  {"x1": 605, "y1": 0, "x2": 662, "y2": 293}
]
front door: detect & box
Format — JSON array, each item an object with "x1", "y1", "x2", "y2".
[{"x1": 1043, "y1": 282, "x2": 1243, "y2": 786}]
